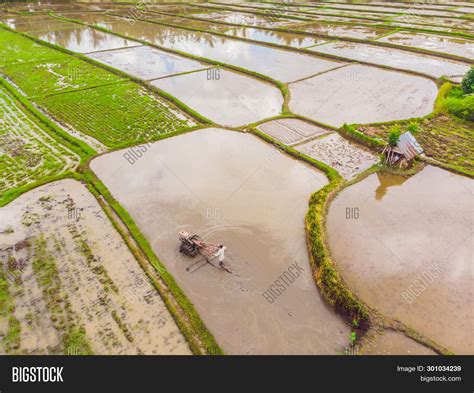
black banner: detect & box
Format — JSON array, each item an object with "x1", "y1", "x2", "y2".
[{"x1": 0, "y1": 355, "x2": 471, "y2": 393}]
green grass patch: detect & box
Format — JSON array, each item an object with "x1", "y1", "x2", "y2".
[
  {"x1": 0, "y1": 270, "x2": 21, "y2": 353},
  {"x1": 0, "y1": 27, "x2": 62, "y2": 66},
  {"x1": 62, "y1": 325, "x2": 93, "y2": 355},
  {"x1": 441, "y1": 86, "x2": 474, "y2": 122},
  {"x1": 0, "y1": 80, "x2": 81, "y2": 203},
  {"x1": 0, "y1": 25, "x2": 200, "y2": 150},
  {"x1": 38, "y1": 81, "x2": 197, "y2": 148},
  {"x1": 32, "y1": 235, "x2": 93, "y2": 355},
  {"x1": 1, "y1": 56, "x2": 125, "y2": 97}
]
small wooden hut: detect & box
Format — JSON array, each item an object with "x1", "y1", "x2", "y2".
[{"x1": 383, "y1": 131, "x2": 423, "y2": 168}]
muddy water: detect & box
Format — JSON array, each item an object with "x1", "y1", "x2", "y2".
[
  {"x1": 289, "y1": 64, "x2": 437, "y2": 127},
  {"x1": 148, "y1": 30, "x2": 344, "y2": 83},
  {"x1": 390, "y1": 16, "x2": 474, "y2": 31},
  {"x1": 91, "y1": 128, "x2": 350, "y2": 354},
  {"x1": 0, "y1": 14, "x2": 79, "y2": 32},
  {"x1": 89, "y1": 45, "x2": 208, "y2": 80},
  {"x1": 314, "y1": 4, "x2": 462, "y2": 17},
  {"x1": 211, "y1": 25, "x2": 328, "y2": 48},
  {"x1": 326, "y1": 166, "x2": 473, "y2": 354},
  {"x1": 294, "y1": 21, "x2": 390, "y2": 39},
  {"x1": 191, "y1": 11, "x2": 297, "y2": 27},
  {"x1": 30, "y1": 26, "x2": 139, "y2": 54},
  {"x1": 151, "y1": 69, "x2": 283, "y2": 126},
  {"x1": 119, "y1": 13, "x2": 324, "y2": 48},
  {"x1": 309, "y1": 41, "x2": 470, "y2": 81},
  {"x1": 148, "y1": 14, "x2": 233, "y2": 32},
  {"x1": 379, "y1": 32, "x2": 474, "y2": 60},
  {"x1": 56, "y1": 12, "x2": 127, "y2": 28}
]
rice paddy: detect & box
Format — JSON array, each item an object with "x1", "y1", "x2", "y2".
[
  {"x1": 0, "y1": 0, "x2": 472, "y2": 358},
  {"x1": 0, "y1": 82, "x2": 79, "y2": 203}
]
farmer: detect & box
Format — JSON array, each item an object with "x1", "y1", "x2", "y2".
[{"x1": 214, "y1": 244, "x2": 227, "y2": 268}]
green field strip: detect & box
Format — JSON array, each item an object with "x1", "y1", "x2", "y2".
[
  {"x1": 1, "y1": 55, "x2": 125, "y2": 97},
  {"x1": 36, "y1": 81, "x2": 196, "y2": 149},
  {"x1": 0, "y1": 28, "x2": 65, "y2": 66},
  {"x1": 0, "y1": 78, "x2": 82, "y2": 205}
]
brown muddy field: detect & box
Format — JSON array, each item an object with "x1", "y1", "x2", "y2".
[
  {"x1": 0, "y1": 180, "x2": 190, "y2": 355},
  {"x1": 91, "y1": 128, "x2": 350, "y2": 354},
  {"x1": 326, "y1": 166, "x2": 473, "y2": 354},
  {"x1": 295, "y1": 133, "x2": 379, "y2": 179}
]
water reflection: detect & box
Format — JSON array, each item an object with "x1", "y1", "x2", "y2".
[{"x1": 374, "y1": 171, "x2": 408, "y2": 201}]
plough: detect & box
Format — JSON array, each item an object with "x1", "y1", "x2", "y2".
[{"x1": 178, "y1": 230, "x2": 232, "y2": 273}]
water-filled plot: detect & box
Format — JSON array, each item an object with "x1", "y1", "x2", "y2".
[{"x1": 91, "y1": 128, "x2": 350, "y2": 354}]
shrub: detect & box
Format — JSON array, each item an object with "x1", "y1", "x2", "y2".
[
  {"x1": 388, "y1": 125, "x2": 401, "y2": 146},
  {"x1": 407, "y1": 121, "x2": 419, "y2": 134},
  {"x1": 443, "y1": 94, "x2": 474, "y2": 121},
  {"x1": 461, "y1": 67, "x2": 474, "y2": 94}
]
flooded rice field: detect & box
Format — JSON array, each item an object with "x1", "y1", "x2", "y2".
[
  {"x1": 217, "y1": 26, "x2": 328, "y2": 48},
  {"x1": 309, "y1": 41, "x2": 470, "y2": 81},
  {"x1": 379, "y1": 32, "x2": 474, "y2": 60},
  {"x1": 45, "y1": 14, "x2": 344, "y2": 83},
  {"x1": 289, "y1": 64, "x2": 437, "y2": 127},
  {"x1": 89, "y1": 45, "x2": 209, "y2": 80},
  {"x1": 0, "y1": 1, "x2": 472, "y2": 357},
  {"x1": 151, "y1": 69, "x2": 283, "y2": 126},
  {"x1": 0, "y1": 179, "x2": 191, "y2": 355},
  {"x1": 390, "y1": 15, "x2": 474, "y2": 31},
  {"x1": 1, "y1": 15, "x2": 79, "y2": 32},
  {"x1": 91, "y1": 128, "x2": 350, "y2": 354},
  {"x1": 308, "y1": 3, "x2": 463, "y2": 17},
  {"x1": 118, "y1": 24, "x2": 344, "y2": 83},
  {"x1": 293, "y1": 21, "x2": 391, "y2": 39},
  {"x1": 147, "y1": 34, "x2": 345, "y2": 83},
  {"x1": 55, "y1": 12, "x2": 128, "y2": 28},
  {"x1": 327, "y1": 166, "x2": 473, "y2": 354},
  {"x1": 190, "y1": 11, "x2": 297, "y2": 27},
  {"x1": 30, "y1": 27, "x2": 139, "y2": 54}
]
